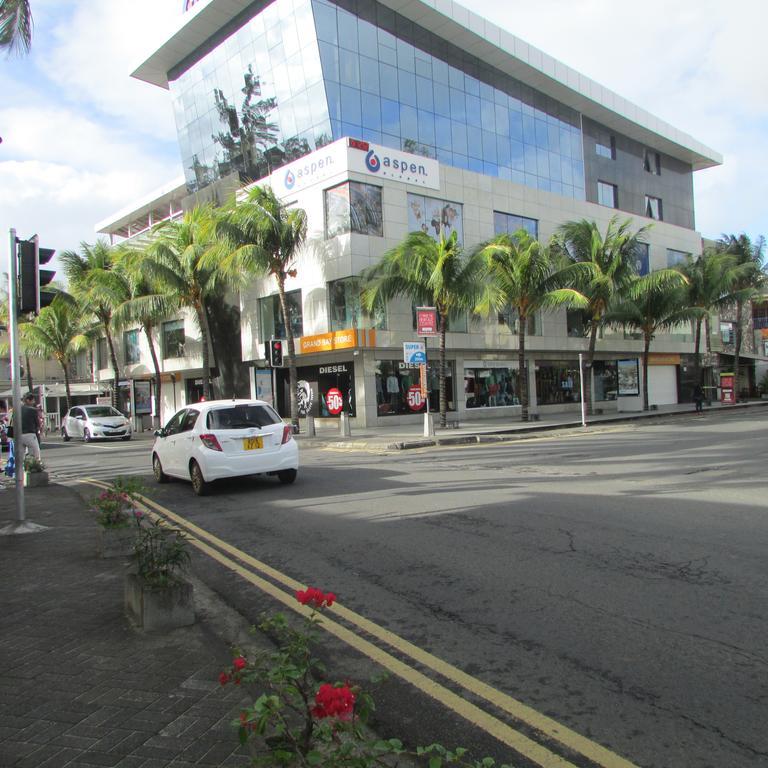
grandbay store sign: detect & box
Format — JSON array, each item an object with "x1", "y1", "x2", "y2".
[{"x1": 271, "y1": 137, "x2": 440, "y2": 196}]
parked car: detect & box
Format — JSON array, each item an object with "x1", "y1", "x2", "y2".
[
  {"x1": 151, "y1": 399, "x2": 299, "y2": 495},
  {"x1": 61, "y1": 405, "x2": 132, "y2": 442}
]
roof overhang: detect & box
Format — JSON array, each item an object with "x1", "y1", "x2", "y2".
[{"x1": 131, "y1": 0, "x2": 722, "y2": 171}]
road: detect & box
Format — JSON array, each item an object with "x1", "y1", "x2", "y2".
[{"x1": 41, "y1": 410, "x2": 768, "y2": 768}]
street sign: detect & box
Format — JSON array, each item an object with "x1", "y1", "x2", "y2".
[
  {"x1": 403, "y1": 341, "x2": 426, "y2": 364},
  {"x1": 325, "y1": 387, "x2": 344, "y2": 415},
  {"x1": 419, "y1": 363, "x2": 427, "y2": 397},
  {"x1": 416, "y1": 307, "x2": 438, "y2": 336}
]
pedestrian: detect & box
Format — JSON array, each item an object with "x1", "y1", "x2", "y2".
[
  {"x1": 692, "y1": 383, "x2": 704, "y2": 414},
  {"x1": 21, "y1": 392, "x2": 42, "y2": 462}
]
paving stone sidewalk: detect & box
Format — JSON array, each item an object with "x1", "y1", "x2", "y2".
[{"x1": 0, "y1": 483, "x2": 251, "y2": 768}]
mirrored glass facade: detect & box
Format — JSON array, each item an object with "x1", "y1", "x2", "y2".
[{"x1": 168, "y1": 0, "x2": 586, "y2": 199}]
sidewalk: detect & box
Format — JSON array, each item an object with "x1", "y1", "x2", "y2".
[{"x1": 0, "y1": 484, "x2": 253, "y2": 768}]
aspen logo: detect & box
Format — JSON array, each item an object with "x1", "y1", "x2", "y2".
[
  {"x1": 284, "y1": 169, "x2": 296, "y2": 190},
  {"x1": 365, "y1": 149, "x2": 381, "y2": 173}
]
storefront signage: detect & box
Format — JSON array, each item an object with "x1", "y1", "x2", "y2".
[
  {"x1": 648, "y1": 353, "x2": 681, "y2": 366},
  {"x1": 299, "y1": 329, "x2": 358, "y2": 354},
  {"x1": 319, "y1": 364, "x2": 349, "y2": 374},
  {"x1": 325, "y1": 387, "x2": 344, "y2": 415},
  {"x1": 416, "y1": 307, "x2": 438, "y2": 336},
  {"x1": 720, "y1": 373, "x2": 735, "y2": 404},
  {"x1": 269, "y1": 141, "x2": 347, "y2": 197},
  {"x1": 406, "y1": 384, "x2": 425, "y2": 411},
  {"x1": 403, "y1": 341, "x2": 426, "y2": 364},
  {"x1": 348, "y1": 140, "x2": 440, "y2": 190}
]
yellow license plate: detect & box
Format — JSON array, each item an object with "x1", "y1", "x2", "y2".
[{"x1": 243, "y1": 437, "x2": 263, "y2": 450}]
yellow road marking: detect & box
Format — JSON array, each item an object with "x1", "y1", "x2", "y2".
[{"x1": 82, "y1": 479, "x2": 638, "y2": 768}]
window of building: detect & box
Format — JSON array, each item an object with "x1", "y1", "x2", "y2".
[
  {"x1": 752, "y1": 302, "x2": 768, "y2": 330},
  {"x1": 493, "y1": 211, "x2": 538, "y2": 239},
  {"x1": 498, "y1": 305, "x2": 540, "y2": 335},
  {"x1": 407, "y1": 193, "x2": 463, "y2": 244},
  {"x1": 643, "y1": 149, "x2": 661, "y2": 175},
  {"x1": 162, "y1": 320, "x2": 185, "y2": 358},
  {"x1": 124, "y1": 329, "x2": 140, "y2": 365},
  {"x1": 666, "y1": 249, "x2": 690, "y2": 268},
  {"x1": 535, "y1": 361, "x2": 582, "y2": 405},
  {"x1": 595, "y1": 136, "x2": 615, "y2": 159},
  {"x1": 375, "y1": 359, "x2": 455, "y2": 416},
  {"x1": 328, "y1": 277, "x2": 386, "y2": 331},
  {"x1": 259, "y1": 290, "x2": 303, "y2": 341},
  {"x1": 325, "y1": 181, "x2": 383, "y2": 238},
  {"x1": 566, "y1": 310, "x2": 588, "y2": 338},
  {"x1": 597, "y1": 181, "x2": 617, "y2": 208},
  {"x1": 96, "y1": 338, "x2": 108, "y2": 370},
  {"x1": 633, "y1": 243, "x2": 650, "y2": 275},
  {"x1": 645, "y1": 195, "x2": 663, "y2": 220},
  {"x1": 592, "y1": 360, "x2": 618, "y2": 401},
  {"x1": 464, "y1": 365, "x2": 520, "y2": 408},
  {"x1": 720, "y1": 322, "x2": 735, "y2": 344}
]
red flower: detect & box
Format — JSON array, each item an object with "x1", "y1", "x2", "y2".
[
  {"x1": 219, "y1": 672, "x2": 230, "y2": 686},
  {"x1": 311, "y1": 683, "x2": 356, "y2": 720},
  {"x1": 233, "y1": 656, "x2": 247, "y2": 671},
  {"x1": 295, "y1": 586, "x2": 337, "y2": 609}
]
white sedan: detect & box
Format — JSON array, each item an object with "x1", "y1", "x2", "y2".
[
  {"x1": 62, "y1": 404, "x2": 132, "y2": 442},
  {"x1": 151, "y1": 399, "x2": 299, "y2": 495}
]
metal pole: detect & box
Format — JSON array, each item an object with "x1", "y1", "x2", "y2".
[
  {"x1": 8, "y1": 229, "x2": 25, "y2": 521},
  {"x1": 579, "y1": 353, "x2": 586, "y2": 428},
  {"x1": 423, "y1": 336, "x2": 430, "y2": 416}
]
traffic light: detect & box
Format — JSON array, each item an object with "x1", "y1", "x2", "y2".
[
  {"x1": 267, "y1": 339, "x2": 284, "y2": 367},
  {"x1": 18, "y1": 236, "x2": 56, "y2": 314}
]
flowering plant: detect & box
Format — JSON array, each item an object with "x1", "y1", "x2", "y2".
[
  {"x1": 91, "y1": 476, "x2": 145, "y2": 529},
  {"x1": 23, "y1": 456, "x2": 45, "y2": 473},
  {"x1": 221, "y1": 586, "x2": 512, "y2": 768},
  {"x1": 133, "y1": 518, "x2": 190, "y2": 588}
]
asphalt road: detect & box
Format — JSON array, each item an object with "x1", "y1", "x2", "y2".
[{"x1": 42, "y1": 410, "x2": 768, "y2": 768}]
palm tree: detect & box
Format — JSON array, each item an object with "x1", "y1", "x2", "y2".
[
  {"x1": 474, "y1": 230, "x2": 589, "y2": 421},
  {"x1": 19, "y1": 298, "x2": 89, "y2": 412},
  {"x1": 138, "y1": 206, "x2": 223, "y2": 401},
  {"x1": 214, "y1": 186, "x2": 307, "y2": 428},
  {"x1": 715, "y1": 234, "x2": 766, "y2": 399},
  {"x1": 554, "y1": 216, "x2": 651, "y2": 415},
  {"x1": 679, "y1": 248, "x2": 741, "y2": 390},
  {"x1": 362, "y1": 230, "x2": 483, "y2": 428},
  {"x1": 0, "y1": 0, "x2": 32, "y2": 55},
  {"x1": 59, "y1": 240, "x2": 123, "y2": 407},
  {"x1": 605, "y1": 270, "x2": 692, "y2": 411}
]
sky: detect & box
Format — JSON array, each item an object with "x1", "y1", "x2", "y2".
[{"x1": 1, "y1": 0, "x2": 766, "y2": 274}]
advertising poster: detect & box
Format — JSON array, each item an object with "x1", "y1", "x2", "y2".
[
  {"x1": 407, "y1": 194, "x2": 463, "y2": 244},
  {"x1": 134, "y1": 381, "x2": 152, "y2": 415},
  {"x1": 617, "y1": 358, "x2": 640, "y2": 396}
]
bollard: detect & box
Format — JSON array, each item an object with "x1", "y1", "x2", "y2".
[
  {"x1": 305, "y1": 415, "x2": 316, "y2": 437},
  {"x1": 339, "y1": 412, "x2": 352, "y2": 437},
  {"x1": 423, "y1": 412, "x2": 435, "y2": 437}
]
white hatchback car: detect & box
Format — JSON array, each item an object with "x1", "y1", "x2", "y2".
[
  {"x1": 62, "y1": 404, "x2": 132, "y2": 442},
  {"x1": 151, "y1": 399, "x2": 299, "y2": 495}
]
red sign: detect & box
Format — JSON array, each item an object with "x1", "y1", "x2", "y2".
[
  {"x1": 407, "y1": 385, "x2": 425, "y2": 411},
  {"x1": 719, "y1": 373, "x2": 735, "y2": 404},
  {"x1": 325, "y1": 387, "x2": 344, "y2": 415},
  {"x1": 416, "y1": 307, "x2": 438, "y2": 336}
]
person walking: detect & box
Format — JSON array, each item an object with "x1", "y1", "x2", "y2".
[
  {"x1": 21, "y1": 392, "x2": 42, "y2": 461},
  {"x1": 692, "y1": 383, "x2": 704, "y2": 414}
]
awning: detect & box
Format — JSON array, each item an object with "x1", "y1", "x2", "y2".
[{"x1": 0, "y1": 383, "x2": 110, "y2": 398}]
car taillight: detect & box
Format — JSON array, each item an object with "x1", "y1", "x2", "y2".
[
  {"x1": 199, "y1": 433, "x2": 222, "y2": 451},
  {"x1": 281, "y1": 425, "x2": 293, "y2": 444}
]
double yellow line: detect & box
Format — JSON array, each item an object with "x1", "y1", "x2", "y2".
[{"x1": 82, "y1": 479, "x2": 638, "y2": 768}]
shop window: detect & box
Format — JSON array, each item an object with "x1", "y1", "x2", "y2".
[
  {"x1": 592, "y1": 360, "x2": 618, "y2": 401},
  {"x1": 325, "y1": 181, "x2": 383, "y2": 238},
  {"x1": 162, "y1": 320, "x2": 185, "y2": 358},
  {"x1": 464, "y1": 366, "x2": 520, "y2": 408},
  {"x1": 274, "y1": 362, "x2": 356, "y2": 419},
  {"x1": 498, "y1": 305, "x2": 540, "y2": 335},
  {"x1": 96, "y1": 337, "x2": 108, "y2": 370},
  {"x1": 407, "y1": 193, "x2": 463, "y2": 244},
  {"x1": 645, "y1": 195, "x2": 663, "y2": 221},
  {"x1": 535, "y1": 362, "x2": 582, "y2": 405},
  {"x1": 259, "y1": 290, "x2": 303, "y2": 340},
  {"x1": 667, "y1": 249, "x2": 689, "y2": 268},
  {"x1": 124, "y1": 329, "x2": 140, "y2": 365},
  {"x1": 328, "y1": 277, "x2": 386, "y2": 331},
  {"x1": 493, "y1": 210, "x2": 538, "y2": 239},
  {"x1": 374, "y1": 359, "x2": 455, "y2": 416},
  {"x1": 643, "y1": 149, "x2": 661, "y2": 175}
]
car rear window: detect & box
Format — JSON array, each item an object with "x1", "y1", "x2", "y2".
[{"x1": 206, "y1": 404, "x2": 282, "y2": 430}]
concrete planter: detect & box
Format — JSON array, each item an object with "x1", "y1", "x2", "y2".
[
  {"x1": 97, "y1": 526, "x2": 136, "y2": 559},
  {"x1": 124, "y1": 573, "x2": 195, "y2": 631},
  {"x1": 24, "y1": 470, "x2": 49, "y2": 487}
]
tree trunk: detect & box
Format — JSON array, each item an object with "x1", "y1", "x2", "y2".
[
  {"x1": 61, "y1": 361, "x2": 72, "y2": 414},
  {"x1": 518, "y1": 320, "x2": 528, "y2": 422},
  {"x1": 584, "y1": 322, "x2": 599, "y2": 417},
  {"x1": 276, "y1": 275, "x2": 299, "y2": 430},
  {"x1": 642, "y1": 337, "x2": 651, "y2": 411},
  {"x1": 104, "y1": 323, "x2": 121, "y2": 410},
  {"x1": 438, "y1": 317, "x2": 447, "y2": 428},
  {"x1": 733, "y1": 299, "x2": 743, "y2": 400},
  {"x1": 194, "y1": 303, "x2": 213, "y2": 401},
  {"x1": 693, "y1": 317, "x2": 702, "y2": 385},
  {"x1": 25, "y1": 353, "x2": 33, "y2": 393},
  {"x1": 144, "y1": 322, "x2": 163, "y2": 428}
]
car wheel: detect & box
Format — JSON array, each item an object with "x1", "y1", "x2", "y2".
[
  {"x1": 153, "y1": 454, "x2": 168, "y2": 484},
  {"x1": 61, "y1": 427, "x2": 70, "y2": 442},
  {"x1": 84, "y1": 428, "x2": 92, "y2": 443},
  {"x1": 190, "y1": 460, "x2": 209, "y2": 496},
  {"x1": 277, "y1": 469, "x2": 297, "y2": 485}
]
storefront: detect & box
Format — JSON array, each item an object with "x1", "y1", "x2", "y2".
[
  {"x1": 276, "y1": 362, "x2": 356, "y2": 418},
  {"x1": 374, "y1": 360, "x2": 454, "y2": 416},
  {"x1": 463, "y1": 361, "x2": 520, "y2": 409},
  {"x1": 535, "y1": 360, "x2": 582, "y2": 405}
]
